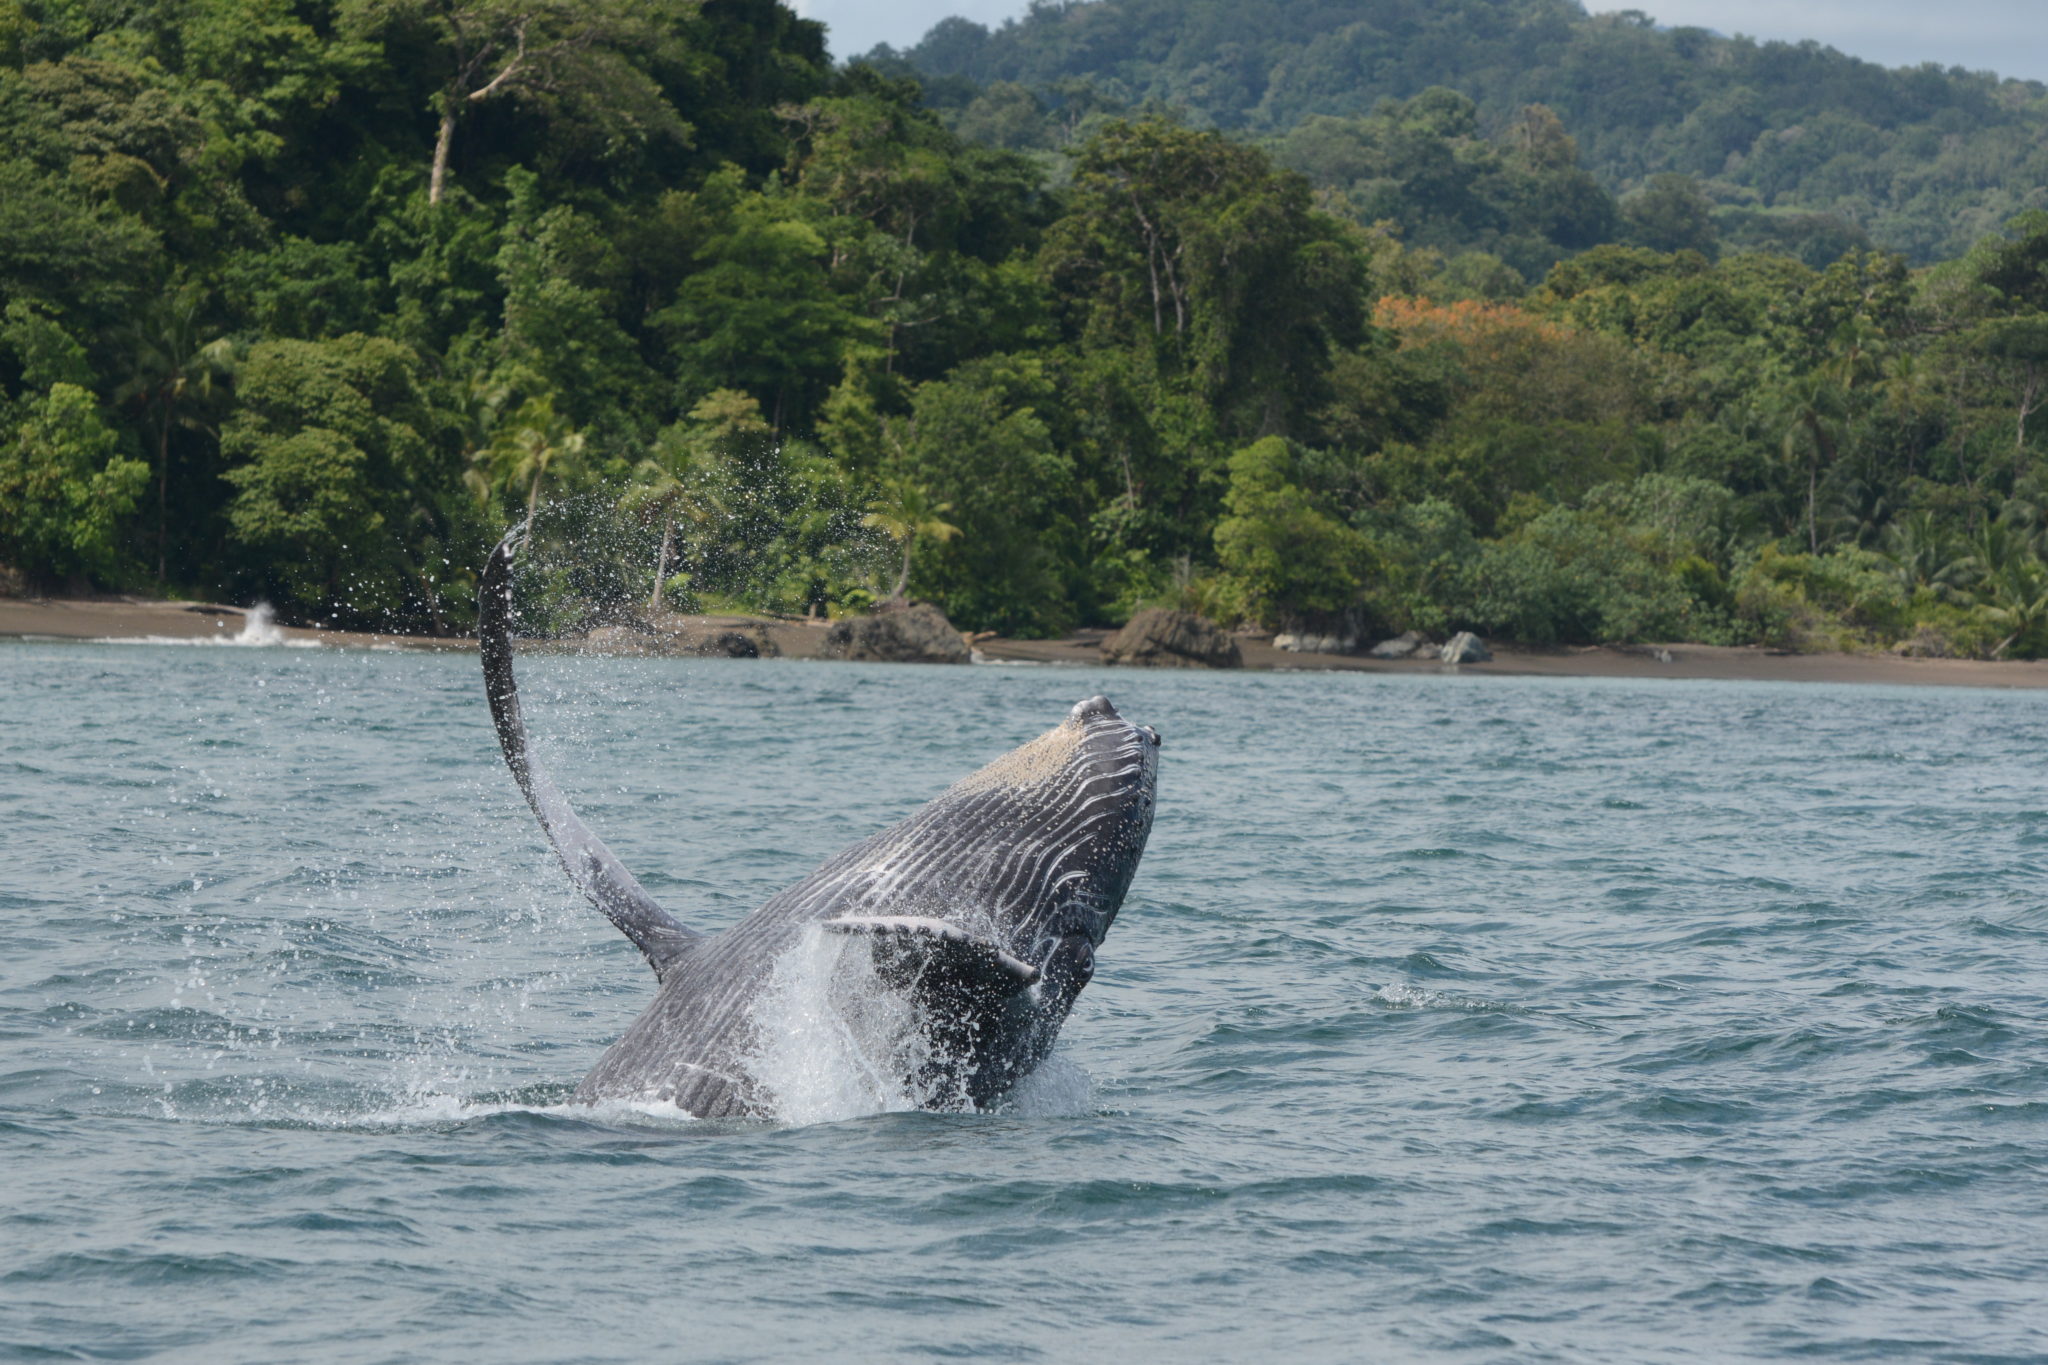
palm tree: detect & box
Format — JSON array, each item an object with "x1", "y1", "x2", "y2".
[
  {"x1": 1982, "y1": 557, "x2": 2048, "y2": 658},
  {"x1": 1878, "y1": 350, "x2": 1936, "y2": 481},
  {"x1": 862, "y1": 476, "x2": 959, "y2": 603},
  {"x1": 1778, "y1": 319, "x2": 1884, "y2": 554},
  {"x1": 1964, "y1": 520, "x2": 2034, "y2": 593},
  {"x1": 1881, "y1": 511, "x2": 1969, "y2": 596},
  {"x1": 467, "y1": 394, "x2": 584, "y2": 519},
  {"x1": 1778, "y1": 374, "x2": 1844, "y2": 554},
  {"x1": 620, "y1": 447, "x2": 697, "y2": 611},
  {"x1": 448, "y1": 367, "x2": 515, "y2": 506},
  {"x1": 112, "y1": 289, "x2": 235, "y2": 582}
]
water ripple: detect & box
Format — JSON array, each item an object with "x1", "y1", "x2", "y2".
[{"x1": 4, "y1": 646, "x2": 2048, "y2": 1362}]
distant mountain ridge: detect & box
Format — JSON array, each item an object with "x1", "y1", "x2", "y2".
[{"x1": 873, "y1": 0, "x2": 2048, "y2": 262}]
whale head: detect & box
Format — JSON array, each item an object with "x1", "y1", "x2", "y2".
[
  {"x1": 780, "y1": 693, "x2": 1162, "y2": 1111},
  {"x1": 931, "y1": 694, "x2": 1159, "y2": 1001}
]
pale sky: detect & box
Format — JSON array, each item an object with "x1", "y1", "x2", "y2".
[{"x1": 800, "y1": 0, "x2": 2048, "y2": 84}]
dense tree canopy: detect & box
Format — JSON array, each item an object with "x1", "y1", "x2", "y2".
[
  {"x1": 3, "y1": 0, "x2": 2048, "y2": 659},
  {"x1": 876, "y1": 0, "x2": 2048, "y2": 265}
]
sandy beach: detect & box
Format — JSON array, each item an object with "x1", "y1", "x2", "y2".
[
  {"x1": 8, "y1": 594, "x2": 2048, "y2": 688},
  {"x1": 0, "y1": 596, "x2": 464, "y2": 652},
  {"x1": 975, "y1": 630, "x2": 2048, "y2": 689}
]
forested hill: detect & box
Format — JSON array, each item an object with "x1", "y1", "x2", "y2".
[
  {"x1": 6, "y1": 0, "x2": 2048, "y2": 663},
  {"x1": 871, "y1": 0, "x2": 2048, "y2": 263}
]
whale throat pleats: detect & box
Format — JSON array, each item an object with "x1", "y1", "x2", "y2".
[{"x1": 480, "y1": 525, "x2": 701, "y2": 980}]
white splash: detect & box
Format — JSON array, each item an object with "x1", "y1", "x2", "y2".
[
  {"x1": 739, "y1": 927, "x2": 1097, "y2": 1125},
  {"x1": 229, "y1": 602, "x2": 291, "y2": 646},
  {"x1": 1373, "y1": 983, "x2": 1452, "y2": 1009},
  {"x1": 743, "y1": 927, "x2": 953, "y2": 1125},
  {"x1": 95, "y1": 601, "x2": 320, "y2": 648},
  {"x1": 1372, "y1": 983, "x2": 1533, "y2": 1016}
]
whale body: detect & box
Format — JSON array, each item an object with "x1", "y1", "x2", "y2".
[{"x1": 480, "y1": 528, "x2": 1160, "y2": 1118}]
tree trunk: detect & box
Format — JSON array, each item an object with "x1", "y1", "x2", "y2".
[
  {"x1": 429, "y1": 108, "x2": 457, "y2": 206},
  {"x1": 649, "y1": 519, "x2": 673, "y2": 610},
  {"x1": 2018, "y1": 365, "x2": 2042, "y2": 472},
  {"x1": 1807, "y1": 455, "x2": 1818, "y2": 555},
  {"x1": 892, "y1": 537, "x2": 913, "y2": 600},
  {"x1": 1799, "y1": 410, "x2": 1834, "y2": 555},
  {"x1": 155, "y1": 412, "x2": 170, "y2": 583},
  {"x1": 1129, "y1": 190, "x2": 1164, "y2": 335},
  {"x1": 419, "y1": 570, "x2": 448, "y2": 637}
]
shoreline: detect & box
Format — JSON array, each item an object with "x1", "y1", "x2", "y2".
[
  {"x1": 0, "y1": 596, "x2": 466, "y2": 653},
  {"x1": 8, "y1": 594, "x2": 2048, "y2": 689},
  {"x1": 977, "y1": 631, "x2": 2048, "y2": 688}
]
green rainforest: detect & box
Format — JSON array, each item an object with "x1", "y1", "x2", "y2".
[{"x1": 4, "y1": 0, "x2": 2048, "y2": 656}]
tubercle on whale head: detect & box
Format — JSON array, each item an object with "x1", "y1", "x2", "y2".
[
  {"x1": 1059, "y1": 697, "x2": 1160, "y2": 815},
  {"x1": 1066, "y1": 696, "x2": 1162, "y2": 809},
  {"x1": 1066, "y1": 694, "x2": 1164, "y2": 751},
  {"x1": 998, "y1": 694, "x2": 1159, "y2": 979}
]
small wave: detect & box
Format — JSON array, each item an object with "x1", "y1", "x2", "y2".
[
  {"x1": 162, "y1": 1076, "x2": 1092, "y2": 1133},
  {"x1": 968, "y1": 652, "x2": 1051, "y2": 666},
  {"x1": 1002, "y1": 1052, "x2": 1092, "y2": 1117},
  {"x1": 346, "y1": 1093, "x2": 703, "y2": 1129},
  {"x1": 92, "y1": 602, "x2": 320, "y2": 649},
  {"x1": 154, "y1": 1089, "x2": 704, "y2": 1131},
  {"x1": 1373, "y1": 983, "x2": 1513, "y2": 1013}
]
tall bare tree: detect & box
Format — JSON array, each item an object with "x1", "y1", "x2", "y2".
[{"x1": 343, "y1": 0, "x2": 680, "y2": 205}]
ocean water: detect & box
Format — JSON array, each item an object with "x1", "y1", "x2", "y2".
[{"x1": 3, "y1": 641, "x2": 2046, "y2": 1363}]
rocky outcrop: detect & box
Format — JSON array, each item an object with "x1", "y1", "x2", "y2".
[
  {"x1": 676, "y1": 627, "x2": 774, "y2": 658},
  {"x1": 1439, "y1": 631, "x2": 1492, "y2": 663},
  {"x1": 1100, "y1": 608, "x2": 1242, "y2": 669},
  {"x1": 584, "y1": 617, "x2": 780, "y2": 658},
  {"x1": 1274, "y1": 632, "x2": 1356, "y2": 654},
  {"x1": 1368, "y1": 630, "x2": 1434, "y2": 659},
  {"x1": 820, "y1": 601, "x2": 971, "y2": 664}
]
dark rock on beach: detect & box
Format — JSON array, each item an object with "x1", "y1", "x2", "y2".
[
  {"x1": 585, "y1": 618, "x2": 781, "y2": 658},
  {"x1": 1100, "y1": 608, "x2": 1243, "y2": 669},
  {"x1": 681, "y1": 628, "x2": 770, "y2": 658},
  {"x1": 820, "y1": 601, "x2": 971, "y2": 664}
]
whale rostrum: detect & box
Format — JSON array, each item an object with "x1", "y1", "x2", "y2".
[{"x1": 479, "y1": 525, "x2": 1160, "y2": 1118}]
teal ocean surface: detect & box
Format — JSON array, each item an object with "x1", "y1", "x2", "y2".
[{"x1": 3, "y1": 642, "x2": 2046, "y2": 1362}]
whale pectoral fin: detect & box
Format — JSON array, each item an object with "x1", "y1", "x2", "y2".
[
  {"x1": 575, "y1": 849, "x2": 697, "y2": 981},
  {"x1": 482, "y1": 524, "x2": 702, "y2": 980},
  {"x1": 823, "y1": 916, "x2": 1041, "y2": 997}
]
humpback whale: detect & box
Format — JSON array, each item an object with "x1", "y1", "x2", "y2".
[{"x1": 479, "y1": 526, "x2": 1160, "y2": 1118}]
